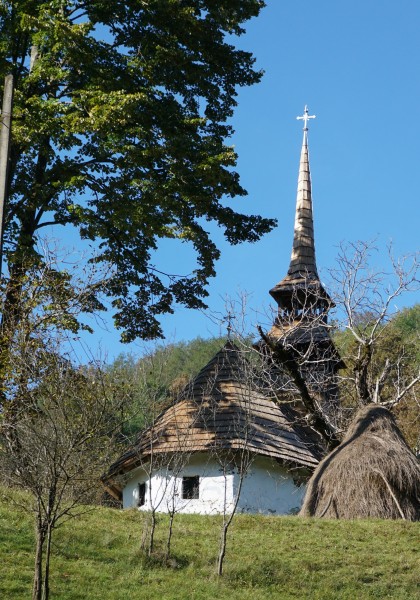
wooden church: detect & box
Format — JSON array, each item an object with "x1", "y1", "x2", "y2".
[{"x1": 103, "y1": 108, "x2": 342, "y2": 515}]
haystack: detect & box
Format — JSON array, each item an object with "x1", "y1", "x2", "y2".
[{"x1": 300, "y1": 404, "x2": 420, "y2": 520}]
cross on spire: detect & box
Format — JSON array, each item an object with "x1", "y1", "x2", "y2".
[
  {"x1": 225, "y1": 312, "x2": 234, "y2": 339},
  {"x1": 297, "y1": 105, "x2": 316, "y2": 130}
]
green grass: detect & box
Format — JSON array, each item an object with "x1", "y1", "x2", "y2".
[{"x1": 0, "y1": 489, "x2": 419, "y2": 599}]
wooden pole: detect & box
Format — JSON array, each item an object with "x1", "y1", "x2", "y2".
[{"x1": 0, "y1": 73, "x2": 14, "y2": 278}]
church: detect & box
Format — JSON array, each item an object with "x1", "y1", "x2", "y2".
[{"x1": 103, "y1": 107, "x2": 342, "y2": 515}]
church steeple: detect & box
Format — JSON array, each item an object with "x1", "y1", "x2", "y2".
[
  {"x1": 269, "y1": 106, "x2": 331, "y2": 319},
  {"x1": 288, "y1": 107, "x2": 317, "y2": 278},
  {"x1": 263, "y1": 107, "x2": 344, "y2": 414}
]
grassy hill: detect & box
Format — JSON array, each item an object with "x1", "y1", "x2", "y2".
[{"x1": 1, "y1": 489, "x2": 419, "y2": 600}]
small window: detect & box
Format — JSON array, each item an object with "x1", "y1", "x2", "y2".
[
  {"x1": 182, "y1": 476, "x2": 199, "y2": 500},
  {"x1": 138, "y1": 482, "x2": 146, "y2": 507}
]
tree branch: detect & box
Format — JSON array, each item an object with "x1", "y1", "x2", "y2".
[{"x1": 258, "y1": 326, "x2": 341, "y2": 451}]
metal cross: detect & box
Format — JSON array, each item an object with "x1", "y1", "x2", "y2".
[
  {"x1": 296, "y1": 105, "x2": 316, "y2": 130},
  {"x1": 225, "y1": 312, "x2": 233, "y2": 340}
]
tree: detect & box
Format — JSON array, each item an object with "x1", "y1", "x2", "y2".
[
  {"x1": 330, "y1": 241, "x2": 419, "y2": 409},
  {"x1": 105, "y1": 343, "x2": 206, "y2": 561},
  {"x1": 252, "y1": 240, "x2": 420, "y2": 520},
  {"x1": 0, "y1": 242, "x2": 137, "y2": 600},
  {"x1": 0, "y1": 239, "x2": 107, "y2": 417},
  {"x1": 334, "y1": 303, "x2": 419, "y2": 446},
  {"x1": 0, "y1": 0, "x2": 275, "y2": 358},
  {"x1": 210, "y1": 342, "x2": 255, "y2": 576},
  {"x1": 0, "y1": 341, "x2": 129, "y2": 600}
]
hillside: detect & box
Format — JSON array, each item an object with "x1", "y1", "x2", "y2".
[{"x1": 1, "y1": 489, "x2": 419, "y2": 600}]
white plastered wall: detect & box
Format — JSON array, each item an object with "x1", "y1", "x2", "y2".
[
  {"x1": 122, "y1": 453, "x2": 235, "y2": 515},
  {"x1": 122, "y1": 452, "x2": 305, "y2": 515},
  {"x1": 235, "y1": 455, "x2": 305, "y2": 515}
]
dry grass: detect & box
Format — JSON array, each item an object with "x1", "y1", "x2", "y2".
[{"x1": 300, "y1": 405, "x2": 420, "y2": 520}]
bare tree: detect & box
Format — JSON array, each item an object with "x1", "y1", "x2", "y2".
[
  {"x1": 0, "y1": 340, "x2": 128, "y2": 600},
  {"x1": 161, "y1": 410, "x2": 197, "y2": 564},
  {"x1": 330, "y1": 240, "x2": 419, "y2": 411},
  {"x1": 249, "y1": 240, "x2": 419, "y2": 519},
  {"x1": 0, "y1": 241, "x2": 127, "y2": 600},
  {"x1": 124, "y1": 350, "x2": 172, "y2": 558},
  {"x1": 106, "y1": 345, "x2": 197, "y2": 560},
  {"x1": 179, "y1": 330, "x2": 269, "y2": 577},
  {"x1": 214, "y1": 446, "x2": 253, "y2": 576}
]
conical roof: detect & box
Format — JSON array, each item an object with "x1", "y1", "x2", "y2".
[
  {"x1": 287, "y1": 129, "x2": 318, "y2": 278},
  {"x1": 104, "y1": 341, "x2": 323, "y2": 491}
]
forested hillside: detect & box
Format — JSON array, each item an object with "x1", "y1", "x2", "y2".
[
  {"x1": 334, "y1": 304, "x2": 419, "y2": 446},
  {"x1": 108, "y1": 337, "x2": 228, "y2": 436}
]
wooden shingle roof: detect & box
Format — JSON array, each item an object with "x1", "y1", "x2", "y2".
[
  {"x1": 269, "y1": 127, "x2": 331, "y2": 305},
  {"x1": 106, "y1": 342, "x2": 323, "y2": 482},
  {"x1": 287, "y1": 131, "x2": 317, "y2": 278}
]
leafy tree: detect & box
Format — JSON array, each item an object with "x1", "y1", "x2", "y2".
[{"x1": 0, "y1": 0, "x2": 275, "y2": 359}]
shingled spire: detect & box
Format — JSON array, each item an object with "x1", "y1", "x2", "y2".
[
  {"x1": 265, "y1": 107, "x2": 344, "y2": 412},
  {"x1": 269, "y1": 106, "x2": 330, "y2": 315},
  {"x1": 288, "y1": 110, "x2": 317, "y2": 277}
]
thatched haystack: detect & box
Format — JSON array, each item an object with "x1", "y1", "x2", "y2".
[{"x1": 300, "y1": 404, "x2": 420, "y2": 520}]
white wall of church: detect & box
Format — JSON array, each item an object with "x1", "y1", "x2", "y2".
[
  {"x1": 122, "y1": 452, "x2": 305, "y2": 515},
  {"x1": 122, "y1": 453, "x2": 236, "y2": 515},
  {"x1": 235, "y1": 455, "x2": 305, "y2": 515}
]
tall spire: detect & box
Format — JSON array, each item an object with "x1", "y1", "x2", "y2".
[
  {"x1": 264, "y1": 107, "x2": 344, "y2": 405},
  {"x1": 289, "y1": 105, "x2": 317, "y2": 277},
  {"x1": 269, "y1": 105, "x2": 329, "y2": 309}
]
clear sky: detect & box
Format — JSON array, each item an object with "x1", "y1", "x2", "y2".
[{"x1": 83, "y1": 0, "x2": 420, "y2": 362}]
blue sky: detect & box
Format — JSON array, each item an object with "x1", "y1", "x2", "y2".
[{"x1": 82, "y1": 0, "x2": 420, "y2": 361}]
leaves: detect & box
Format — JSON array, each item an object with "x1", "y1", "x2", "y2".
[{"x1": 1, "y1": 0, "x2": 275, "y2": 341}]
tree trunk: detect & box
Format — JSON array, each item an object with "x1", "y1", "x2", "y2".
[
  {"x1": 217, "y1": 523, "x2": 228, "y2": 576},
  {"x1": 216, "y1": 455, "x2": 250, "y2": 577},
  {"x1": 354, "y1": 344, "x2": 373, "y2": 405},
  {"x1": 0, "y1": 245, "x2": 35, "y2": 408},
  {"x1": 32, "y1": 519, "x2": 45, "y2": 600},
  {"x1": 0, "y1": 134, "x2": 51, "y2": 403},
  {"x1": 0, "y1": 74, "x2": 14, "y2": 275},
  {"x1": 258, "y1": 326, "x2": 341, "y2": 450},
  {"x1": 147, "y1": 510, "x2": 157, "y2": 557},
  {"x1": 165, "y1": 512, "x2": 175, "y2": 563},
  {"x1": 41, "y1": 522, "x2": 53, "y2": 600}
]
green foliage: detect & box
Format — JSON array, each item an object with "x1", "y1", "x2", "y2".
[
  {"x1": 138, "y1": 336, "x2": 228, "y2": 388},
  {"x1": 334, "y1": 304, "x2": 419, "y2": 445},
  {"x1": 1, "y1": 487, "x2": 419, "y2": 599},
  {"x1": 0, "y1": 0, "x2": 275, "y2": 341},
  {"x1": 0, "y1": 250, "x2": 108, "y2": 406},
  {"x1": 391, "y1": 304, "x2": 420, "y2": 352}
]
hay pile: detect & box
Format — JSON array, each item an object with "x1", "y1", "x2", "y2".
[{"x1": 300, "y1": 404, "x2": 420, "y2": 520}]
